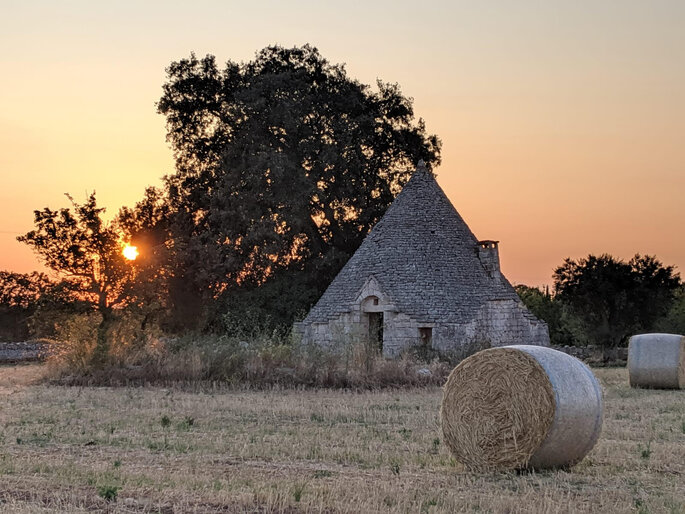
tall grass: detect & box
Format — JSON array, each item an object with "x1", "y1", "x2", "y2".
[{"x1": 43, "y1": 313, "x2": 452, "y2": 388}]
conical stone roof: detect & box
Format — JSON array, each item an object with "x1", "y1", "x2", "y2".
[{"x1": 303, "y1": 162, "x2": 520, "y2": 324}]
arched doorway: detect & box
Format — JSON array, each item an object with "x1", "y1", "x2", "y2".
[{"x1": 361, "y1": 296, "x2": 384, "y2": 351}]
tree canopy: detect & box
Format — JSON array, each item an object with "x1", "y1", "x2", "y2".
[
  {"x1": 552, "y1": 254, "x2": 681, "y2": 347},
  {"x1": 18, "y1": 194, "x2": 133, "y2": 313},
  {"x1": 115, "y1": 187, "x2": 176, "y2": 331},
  {"x1": 158, "y1": 44, "x2": 441, "y2": 329},
  {"x1": 18, "y1": 193, "x2": 139, "y2": 362}
]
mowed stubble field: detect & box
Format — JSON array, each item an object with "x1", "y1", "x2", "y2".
[{"x1": 0, "y1": 365, "x2": 683, "y2": 513}]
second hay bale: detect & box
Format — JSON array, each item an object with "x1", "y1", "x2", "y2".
[
  {"x1": 628, "y1": 333, "x2": 685, "y2": 389},
  {"x1": 440, "y1": 345, "x2": 603, "y2": 471}
]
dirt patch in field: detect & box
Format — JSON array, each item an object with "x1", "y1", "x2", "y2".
[{"x1": 0, "y1": 363, "x2": 45, "y2": 395}]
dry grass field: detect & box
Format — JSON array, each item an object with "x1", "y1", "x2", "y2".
[{"x1": 0, "y1": 364, "x2": 683, "y2": 513}]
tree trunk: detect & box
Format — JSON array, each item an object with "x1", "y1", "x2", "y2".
[{"x1": 91, "y1": 307, "x2": 114, "y2": 367}]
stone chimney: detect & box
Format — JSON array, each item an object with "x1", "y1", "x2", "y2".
[{"x1": 477, "y1": 240, "x2": 501, "y2": 279}]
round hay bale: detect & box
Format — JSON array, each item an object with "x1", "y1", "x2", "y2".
[
  {"x1": 440, "y1": 345, "x2": 603, "y2": 471},
  {"x1": 628, "y1": 333, "x2": 685, "y2": 389}
]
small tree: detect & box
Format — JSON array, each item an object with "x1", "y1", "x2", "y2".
[
  {"x1": 0, "y1": 271, "x2": 52, "y2": 341},
  {"x1": 18, "y1": 193, "x2": 137, "y2": 364}
]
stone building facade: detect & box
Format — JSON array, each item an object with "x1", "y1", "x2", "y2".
[{"x1": 294, "y1": 162, "x2": 549, "y2": 357}]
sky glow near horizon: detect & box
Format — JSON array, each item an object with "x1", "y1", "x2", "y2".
[{"x1": 1, "y1": 0, "x2": 684, "y2": 286}]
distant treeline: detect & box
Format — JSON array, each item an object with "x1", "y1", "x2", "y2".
[
  {"x1": 516, "y1": 253, "x2": 683, "y2": 348},
  {"x1": 2, "y1": 253, "x2": 682, "y2": 350}
]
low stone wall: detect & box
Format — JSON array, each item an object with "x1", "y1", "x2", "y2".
[
  {"x1": 553, "y1": 345, "x2": 628, "y2": 367},
  {"x1": 0, "y1": 342, "x2": 49, "y2": 363}
]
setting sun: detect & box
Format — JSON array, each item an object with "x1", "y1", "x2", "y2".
[{"x1": 123, "y1": 245, "x2": 139, "y2": 261}]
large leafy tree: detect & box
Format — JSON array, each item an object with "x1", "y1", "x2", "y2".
[
  {"x1": 158, "y1": 44, "x2": 441, "y2": 328},
  {"x1": 553, "y1": 254, "x2": 681, "y2": 347},
  {"x1": 115, "y1": 187, "x2": 177, "y2": 331},
  {"x1": 18, "y1": 193, "x2": 139, "y2": 363}
]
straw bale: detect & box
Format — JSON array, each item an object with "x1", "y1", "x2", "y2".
[
  {"x1": 440, "y1": 345, "x2": 603, "y2": 471},
  {"x1": 628, "y1": 333, "x2": 685, "y2": 389}
]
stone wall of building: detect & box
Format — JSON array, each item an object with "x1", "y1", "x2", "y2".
[
  {"x1": 428, "y1": 299, "x2": 549, "y2": 355},
  {"x1": 476, "y1": 299, "x2": 550, "y2": 346},
  {"x1": 296, "y1": 295, "x2": 549, "y2": 358}
]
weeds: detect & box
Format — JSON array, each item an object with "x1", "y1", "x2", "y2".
[
  {"x1": 421, "y1": 497, "x2": 439, "y2": 513},
  {"x1": 398, "y1": 427, "x2": 412, "y2": 440},
  {"x1": 96, "y1": 484, "x2": 120, "y2": 501},
  {"x1": 634, "y1": 498, "x2": 650, "y2": 514},
  {"x1": 45, "y1": 330, "x2": 452, "y2": 389},
  {"x1": 178, "y1": 415, "x2": 195, "y2": 430},
  {"x1": 160, "y1": 415, "x2": 171, "y2": 449},
  {"x1": 292, "y1": 482, "x2": 306, "y2": 502}
]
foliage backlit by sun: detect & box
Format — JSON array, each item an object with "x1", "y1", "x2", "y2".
[{"x1": 123, "y1": 245, "x2": 139, "y2": 261}]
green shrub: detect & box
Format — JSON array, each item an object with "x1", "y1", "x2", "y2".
[
  {"x1": 96, "y1": 484, "x2": 120, "y2": 501},
  {"x1": 46, "y1": 313, "x2": 99, "y2": 372}
]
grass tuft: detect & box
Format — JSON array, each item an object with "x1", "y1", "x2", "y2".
[{"x1": 96, "y1": 484, "x2": 120, "y2": 501}]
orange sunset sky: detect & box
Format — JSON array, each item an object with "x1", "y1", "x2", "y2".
[{"x1": 1, "y1": 1, "x2": 683, "y2": 287}]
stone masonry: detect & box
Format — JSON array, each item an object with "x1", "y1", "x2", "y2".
[{"x1": 294, "y1": 162, "x2": 549, "y2": 357}]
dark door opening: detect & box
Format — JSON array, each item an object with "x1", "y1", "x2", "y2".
[
  {"x1": 368, "y1": 312, "x2": 384, "y2": 351},
  {"x1": 419, "y1": 327, "x2": 432, "y2": 347}
]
